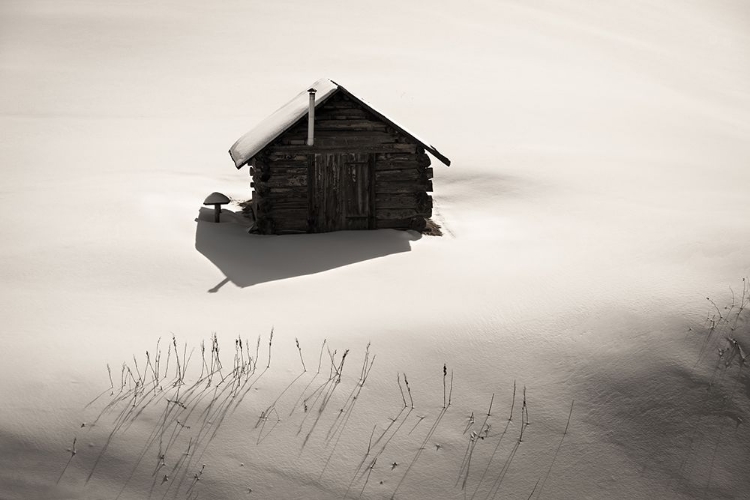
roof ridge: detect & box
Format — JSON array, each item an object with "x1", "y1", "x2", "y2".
[{"x1": 229, "y1": 79, "x2": 450, "y2": 168}]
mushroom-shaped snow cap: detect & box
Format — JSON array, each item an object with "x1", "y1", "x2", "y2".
[{"x1": 203, "y1": 192, "x2": 230, "y2": 206}]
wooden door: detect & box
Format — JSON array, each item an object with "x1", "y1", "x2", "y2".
[{"x1": 309, "y1": 153, "x2": 374, "y2": 232}]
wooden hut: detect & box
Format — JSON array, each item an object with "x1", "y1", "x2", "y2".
[{"x1": 229, "y1": 78, "x2": 451, "y2": 234}]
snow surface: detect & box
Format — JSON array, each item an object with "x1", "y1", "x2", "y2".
[{"x1": 1, "y1": 0, "x2": 750, "y2": 499}]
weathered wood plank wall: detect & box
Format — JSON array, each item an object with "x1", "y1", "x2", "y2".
[{"x1": 248, "y1": 91, "x2": 433, "y2": 234}]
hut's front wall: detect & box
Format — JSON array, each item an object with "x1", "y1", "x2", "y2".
[{"x1": 249, "y1": 91, "x2": 433, "y2": 234}]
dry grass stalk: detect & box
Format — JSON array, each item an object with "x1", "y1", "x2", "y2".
[
  {"x1": 327, "y1": 347, "x2": 337, "y2": 379},
  {"x1": 266, "y1": 327, "x2": 274, "y2": 369},
  {"x1": 132, "y1": 355, "x2": 143, "y2": 385},
  {"x1": 397, "y1": 373, "x2": 407, "y2": 408},
  {"x1": 295, "y1": 338, "x2": 307, "y2": 372},
  {"x1": 519, "y1": 386, "x2": 528, "y2": 442},
  {"x1": 403, "y1": 373, "x2": 414, "y2": 408},
  {"x1": 254, "y1": 335, "x2": 260, "y2": 373},
  {"x1": 448, "y1": 370, "x2": 454, "y2": 406},
  {"x1": 317, "y1": 338, "x2": 327, "y2": 374},
  {"x1": 199, "y1": 340, "x2": 207, "y2": 379},
  {"x1": 443, "y1": 364, "x2": 447, "y2": 408},
  {"x1": 107, "y1": 364, "x2": 114, "y2": 390},
  {"x1": 359, "y1": 342, "x2": 371, "y2": 382},
  {"x1": 523, "y1": 386, "x2": 530, "y2": 425},
  {"x1": 164, "y1": 342, "x2": 171, "y2": 380},
  {"x1": 172, "y1": 334, "x2": 181, "y2": 384},
  {"x1": 336, "y1": 349, "x2": 350, "y2": 382}
]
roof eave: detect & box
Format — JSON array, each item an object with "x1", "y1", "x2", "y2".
[{"x1": 333, "y1": 83, "x2": 451, "y2": 167}]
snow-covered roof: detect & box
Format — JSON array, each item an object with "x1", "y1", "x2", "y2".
[{"x1": 229, "y1": 78, "x2": 451, "y2": 168}]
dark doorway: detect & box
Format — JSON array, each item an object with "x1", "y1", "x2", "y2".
[{"x1": 309, "y1": 153, "x2": 374, "y2": 232}]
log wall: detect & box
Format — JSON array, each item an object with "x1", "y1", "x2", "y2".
[{"x1": 248, "y1": 91, "x2": 433, "y2": 234}]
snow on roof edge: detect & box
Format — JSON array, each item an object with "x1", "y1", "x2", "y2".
[
  {"x1": 229, "y1": 78, "x2": 338, "y2": 168},
  {"x1": 229, "y1": 78, "x2": 451, "y2": 168}
]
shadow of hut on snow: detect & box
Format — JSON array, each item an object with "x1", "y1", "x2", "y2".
[{"x1": 194, "y1": 207, "x2": 421, "y2": 291}]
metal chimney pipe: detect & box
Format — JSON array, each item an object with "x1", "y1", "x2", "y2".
[{"x1": 307, "y1": 88, "x2": 317, "y2": 146}]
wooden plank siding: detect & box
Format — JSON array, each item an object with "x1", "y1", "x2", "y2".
[{"x1": 248, "y1": 91, "x2": 433, "y2": 234}]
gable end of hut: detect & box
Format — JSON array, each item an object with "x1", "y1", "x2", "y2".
[{"x1": 246, "y1": 90, "x2": 435, "y2": 234}]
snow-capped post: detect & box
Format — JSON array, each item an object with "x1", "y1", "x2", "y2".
[
  {"x1": 203, "y1": 192, "x2": 230, "y2": 223},
  {"x1": 307, "y1": 87, "x2": 316, "y2": 146}
]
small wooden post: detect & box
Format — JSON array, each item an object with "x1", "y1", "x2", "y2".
[{"x1": 203, "y1": 192, "x2": 230, "y2": 223}]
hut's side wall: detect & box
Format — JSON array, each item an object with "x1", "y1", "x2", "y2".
[
  {"x1": 249, "y1": 153, "x2": 309, "y2": 234},
  {"x1": 249, "y1": 91, "x2": 433, "y2": 234},
  {"x1": 372, "y1": 151, "x2": 433, "y2": 231}
]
